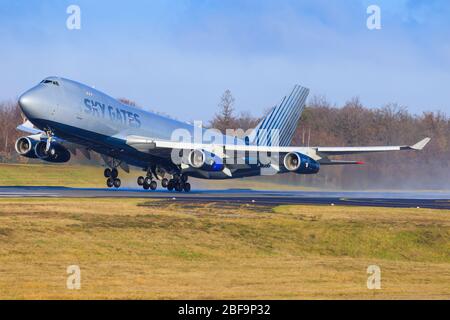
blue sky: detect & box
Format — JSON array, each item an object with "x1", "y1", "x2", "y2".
[{"x1": 0, "y1": 0, "x2": 449, "y2": 121}]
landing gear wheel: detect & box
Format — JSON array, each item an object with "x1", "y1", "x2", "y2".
[
  {"x1": 144, "y1": 177, "x2": 152, "y2": 186},
  {"x1": 167, "y1": 180, "x2": 174, "y2": 191},
  {"x1": 106, "y1": 178, "x2": 114, "y2": 188},
  {"x1": 175, "y1": 182, "x2": 183, "y2": 192},
  {"x1": 49, "y1": 147, "x2": 57, "y2": 157},
  {"x1": 137, "y1": 176, "x2": 144, "y2": 186},
  {"x1": 183, "y1": 182, "x2": 191, "y2": 192},
  {"x1": 143, "y1": 182, "x2": 150, "y2": 190},
  {"x1": 150, "y1": 181, "x2": 157, "y2": 190},
  {"x1": 161, "y1": 178, "x2": 169, "y2": 188},
  {"x1": 111, "y1": 168, "x2": 119, "y2": 179},
  {"x1": 181, "y1": 175, "x2": 188, "y2": 183},
  {"x1": 104, "y1": 168, "x2": 112, "y2": 178},
  {"x1": 113, "y1": 178, "x2": 121, "y2": 188}
]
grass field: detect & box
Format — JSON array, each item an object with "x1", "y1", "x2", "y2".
[
  {"x1": 0, "y1": 163, "x2": 106, "y2": 188},
  {"x1": 0, "y1": 198, "x2": 448, "y2": 299},
  {"x1": 0, "y1": 163, "x2": 312, "y2": 190}
]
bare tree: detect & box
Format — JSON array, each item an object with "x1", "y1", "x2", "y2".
[
  {"x1": 210, "y1": 90, "x2": 236, "y2": 133},
  {"x1": 235, "y1": 111, "x2": 260, "y2": 131},
  {"x1": 0, "y1": 101, "x2": 24, "y2": 160}
]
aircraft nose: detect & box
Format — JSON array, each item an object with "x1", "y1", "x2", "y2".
[
  {"x1": 18, "y1": 91, "x2": 32, "y2": 111},
  {"x1": 18, "y1": 88, "x2": 41, "y2": 118}
]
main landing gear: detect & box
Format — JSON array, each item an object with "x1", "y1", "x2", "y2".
[
  {"x1": 137, "y1": 172, "x2": 191, "y2": 192},
  {"x1": 137, "y1": 172, "x2": 158, "y2": 191},
  {"x1": 166, "y1": 174, "x2": 191, "y2": 193},
  {"x1": 104, "y1": 168, "x2": 121, "y2": 188}
]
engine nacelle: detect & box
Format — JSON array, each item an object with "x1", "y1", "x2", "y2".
[
  {"x1": 188, "y1": 149, "x2": 224, "y2": 171},
  {"x1": 283, "y1": 152, "x2": 320, "y2": 174},
  {"x1": 15, "y1": 136, "x2": 39, "y2": 158},
  {"x1": 34, "y1": 141, "x2": 71, "y2": 163}
]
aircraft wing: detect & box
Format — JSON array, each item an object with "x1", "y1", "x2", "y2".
[
  {"x1": 16, "y1": 120, "x2": 42, "y2": 135},
  {"x1": 126, "y1": 135, "x2": 431, "y2": 161},
  {"x1": 314, "y1": 137, "x2": 431, "y2": 156}
]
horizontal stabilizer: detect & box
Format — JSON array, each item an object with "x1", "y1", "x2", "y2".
[{"x1": 319, "y1": 160, "x2": 365, "y2": 165}]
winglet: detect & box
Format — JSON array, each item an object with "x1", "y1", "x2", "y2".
[{"x1": 410, "y1": 137, "x2": 431, "y2": 150}]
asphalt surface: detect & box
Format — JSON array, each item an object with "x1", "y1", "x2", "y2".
[{"x1": 1, "y1": 186, "x2": 450, "y2": 209}]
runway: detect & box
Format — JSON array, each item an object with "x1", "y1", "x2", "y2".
[{"x1": 1, "y1": 186, "x2": 450, "y2": 209}]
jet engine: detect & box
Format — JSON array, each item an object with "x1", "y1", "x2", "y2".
[
  {"x1": 188, "y1": 149, "x2": 224, "y2": 171},
  {"x1": 15, "y1": 136, "x2": 39, "y2": 159},
  {"x1": 34, "y1": 141, "x2": 71, "y2": 163},
  {"x1": 283, "y1": 152, "x2": 320, "y2": 174}
]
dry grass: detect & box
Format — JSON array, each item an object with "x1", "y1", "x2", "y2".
[
  {"x1": 0, "y1": 163, "x2": 105, "y2": 187},
  {"x1": 0, "y1": 198, "x2": 448, "y2": 299}
]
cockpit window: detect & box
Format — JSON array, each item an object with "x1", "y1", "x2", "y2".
[{"x1": 40, "y1": 79, "x2": 59, "y2": 86}]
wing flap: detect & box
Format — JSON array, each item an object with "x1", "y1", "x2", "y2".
[{"x1": 319, "y1": 160, "x2": 365, "y2": 165}]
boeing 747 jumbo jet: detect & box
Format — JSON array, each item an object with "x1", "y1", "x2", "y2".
[{"x1": 15, "y1": 77, "x2": 430, "y2": 192}]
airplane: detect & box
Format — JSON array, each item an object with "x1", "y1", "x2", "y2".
[{"x1": 15, "y1": 77, "x2": 431, "y2": 192}]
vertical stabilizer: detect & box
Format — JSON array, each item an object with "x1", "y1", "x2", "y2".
[{"x1": 249, "y1": 85, "x2": 309, "y2": 146}]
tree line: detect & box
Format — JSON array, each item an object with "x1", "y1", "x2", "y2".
[
  {"x1": 210, "y1": 92, "x2": 450, "y2": 190},
  {"x1": 0, "y1": 101, "x2": 24, "y2": 162},
  {"x1": 1, "y1": 91, "x2": 449, "y2": 189}
]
